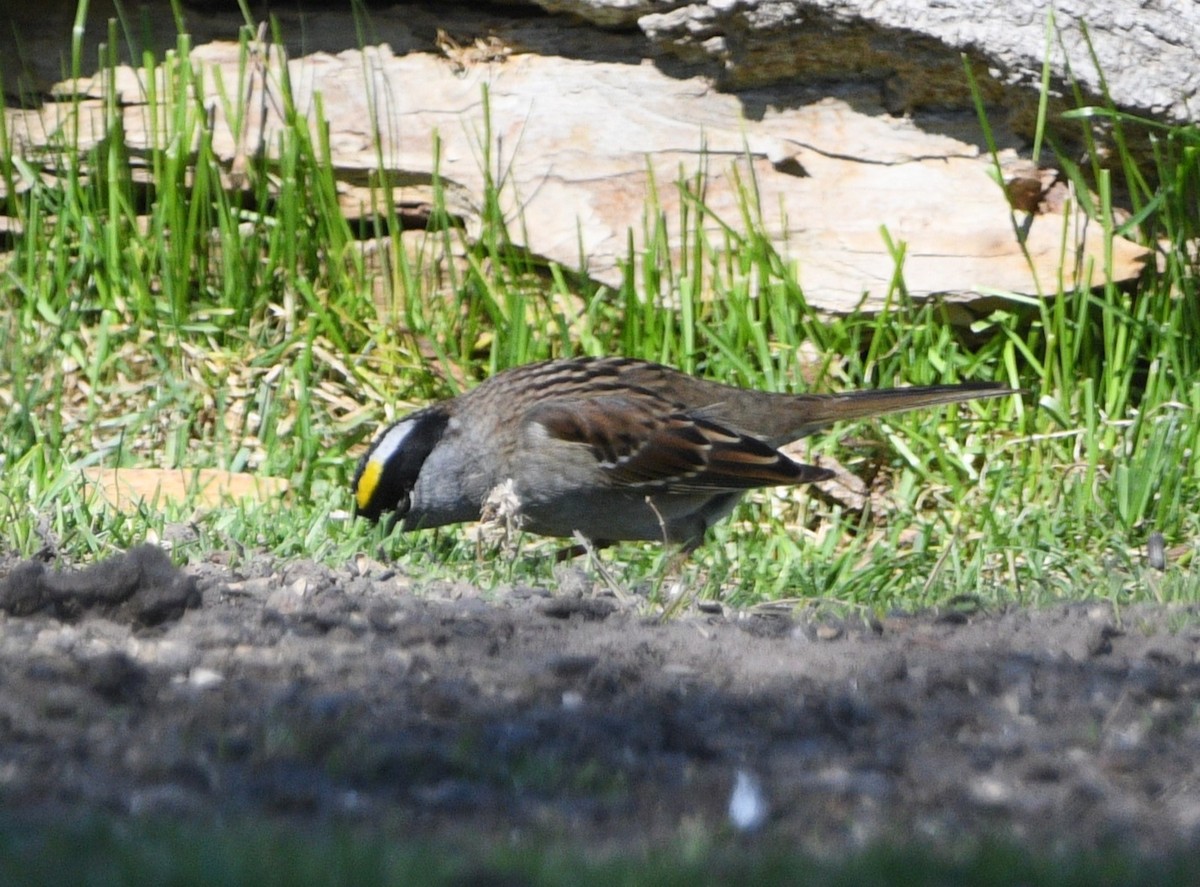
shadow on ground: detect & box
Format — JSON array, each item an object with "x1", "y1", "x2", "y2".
[{"x1": 0, "y1": 545, "x2": 1198, "y2": 857}]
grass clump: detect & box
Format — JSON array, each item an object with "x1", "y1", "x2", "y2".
[
  {"x1": 0, "y1": 5, "x2": 1196, "y2": 611},
  {"x1": 2, "y1": 815, "x2": 1198, "y2": 887}
]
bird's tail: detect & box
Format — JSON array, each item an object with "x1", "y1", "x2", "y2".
[
  {"x1": 815, "y1": 382, "x2": 1012, "y2": 420},
  {"x1": 765, "y1": 382, "x2": 1017, "y2": 442}
]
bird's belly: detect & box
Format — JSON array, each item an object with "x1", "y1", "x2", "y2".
[{"x1": 517, "y1": 488, "x2": 744, "y2": 545}]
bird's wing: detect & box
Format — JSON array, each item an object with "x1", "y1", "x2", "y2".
[{"x1": 525, "y1": 396, "x2": 832, "y2": 492}]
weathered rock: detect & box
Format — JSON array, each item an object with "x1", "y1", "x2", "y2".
[
  {"x1": 546, "y1": 0, "x2": 1200, "y2": 126},
  {"x1": 4, "y1": 37, "x2": 1149, "y2": 312}
]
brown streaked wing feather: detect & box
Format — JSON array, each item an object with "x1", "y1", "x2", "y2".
[
  {"x1": 526, "y1": 396, "x2": 832, "y2": 492},
  {"x1": 694, "y1": 419, "x2": 833, "y2": 490}
]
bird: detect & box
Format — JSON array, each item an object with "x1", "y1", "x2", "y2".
[{"x1": 353, "y1": 356, "x2": 1014, "y2": 548}]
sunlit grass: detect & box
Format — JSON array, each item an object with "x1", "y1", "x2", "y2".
[
  {"x1": 0, "y1": 5, "x2": 1196, "y2": 614},
  {"x1": 1, "y1": 5, "x2": 1199, "y2": 886}
]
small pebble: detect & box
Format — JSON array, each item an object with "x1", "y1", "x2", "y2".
[
  {"x1": 816, "y1": 624, "x2": 843, "y2": 641},
  {"x1": 729, "y1": 769, "x2": 769, "y2": 832}
]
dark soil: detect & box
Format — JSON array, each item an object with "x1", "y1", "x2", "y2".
[{"x1": 1, "y1": 545, "x2": 1199, "y2": 858}]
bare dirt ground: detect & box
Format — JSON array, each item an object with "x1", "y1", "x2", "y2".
[{"x1": 1, "y1": 545, "x2": 1199, "y2": 859}]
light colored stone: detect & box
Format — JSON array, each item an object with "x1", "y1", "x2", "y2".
[
  {"x1": 638, "y1": 0, "x2": 1200, "y2": 123},
  {"x1": 6, "y1": 42, "x2": 1146, "y2": 314}
]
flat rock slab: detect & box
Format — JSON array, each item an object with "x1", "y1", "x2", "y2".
[
  {"x1": 6, "y1": 36, "x2": 1147, "y2": 312},
  {"x1": 0, "y1": 546, "x2": 1198, "y2": 854}
]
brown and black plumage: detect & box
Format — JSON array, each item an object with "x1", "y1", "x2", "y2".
[{"x1": 354, "y1": 357, "x2": 1014, "y2": 547}]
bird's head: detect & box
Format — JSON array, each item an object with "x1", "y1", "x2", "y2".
[{"x1": 353, "y1": 409, "x2": 449, "y2": 523}]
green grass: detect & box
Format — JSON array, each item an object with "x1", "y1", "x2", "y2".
[
  {"x1": 0, "y1": 6, "x2": 1197, "y2": 612},
  {"x1": 2, "y1": 815, "x2": 1198, "y2": 887},
  {"x1": 2, "y1": 5, "x2": 1199, "y2": 884}
]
